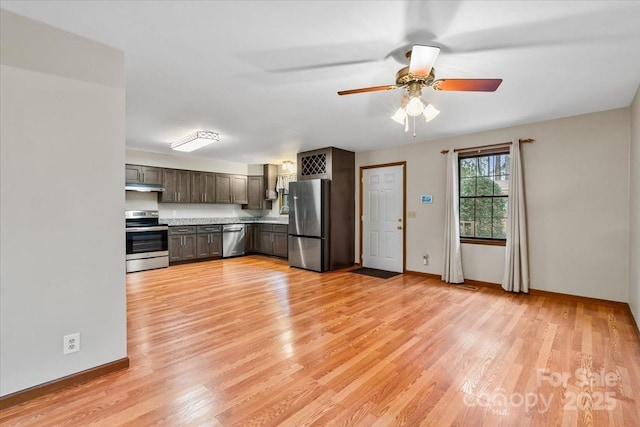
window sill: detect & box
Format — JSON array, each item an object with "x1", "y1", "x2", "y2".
[{"x1": 461, "y1": 238, "x2": 506, "y2": 247}]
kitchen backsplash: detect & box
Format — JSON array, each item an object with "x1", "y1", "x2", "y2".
[
  {"x1": 125, "y1": 191, "x2": 157, "y2": 210},
  {"x1": 158, "y1": 203, "x2": 256, "y2": 219}
]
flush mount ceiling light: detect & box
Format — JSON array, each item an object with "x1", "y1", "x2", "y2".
[
  {"x1": 171, "y1": 130, "x2": 219, "y2": 152},
  {"x1": 282, "y1": 161, "x2": 296, "y2": 172}
]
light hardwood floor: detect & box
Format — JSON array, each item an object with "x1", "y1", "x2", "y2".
[{"x1": 1, "y1": 256, "x2": 639, "y2": 426}]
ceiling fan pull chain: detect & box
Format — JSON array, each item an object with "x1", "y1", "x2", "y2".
[
  {"x1": 413, "y1": 116, "x2": 416, "y2": 138},
  {"x1": 404, "y1": 116, "x2": 409, "y2": 133}
]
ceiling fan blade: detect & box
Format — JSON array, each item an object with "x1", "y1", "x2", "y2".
[
  {"x1": 408, "y1": 45, "x2": 440, "y2": 77},
  {"x1": 337, "y1": 85, "x2": 399, "y2": 96},
  {"x1": 269, "y1": 59, "x2": 379, "y2": 73},
  {"x1": 432, "y1": 79, "x2": 502, "y2": 92}
]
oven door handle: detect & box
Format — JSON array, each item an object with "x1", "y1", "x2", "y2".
[{"x1": 126, "y1": 226, "x2": 169, "y2": 233}]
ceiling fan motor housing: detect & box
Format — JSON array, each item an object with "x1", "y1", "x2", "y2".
[{"x1": 395, "y1": 66, "x2": 435, "y2": 87}]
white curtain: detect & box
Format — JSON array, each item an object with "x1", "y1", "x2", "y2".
[
  {"x1": 276, "y1": 173, "x2": 296, "y2": 193},
  {"x1": 502, "y1": 139, "x2": 529, "y2": 293},
  {"x1": 442, "y1": 151, "x2": 464, "y2": 283}
]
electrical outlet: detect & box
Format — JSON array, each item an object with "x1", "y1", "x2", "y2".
[
  {"x1": 63, "y1": 333, "x2": 80, "y2": 355},
  {"x1": 423, "y1": 254, "x2": 429, "y2": 265}
]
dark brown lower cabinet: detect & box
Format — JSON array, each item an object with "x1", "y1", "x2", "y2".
[
  {"x1": 256, "y1": 224, "x2": 288, "y2": 258},
  {"x1": 168, "y1": 233, "x2": 197, "y2": 262},
  {"x1": 273, "y1": 232, "x2": 288, "y2": 257},
  {"x1": 245, "y1": 224, "x2": 256, "y2": 253},
  {"x1": 196, "y1": 234, "x2": 221, "y2": 258},
  {"x1": 258, "y1": 230, "x2": 272, "y2": 254},
  {"x1": 195, "y1": 225, "x2": 222, "y2": 258},
  {"x1": 169, "y1": 225, "x2": 220, "y2": 263},
  {"x1": 169, "y1": 223, "x2": 285, "y2": 263}
]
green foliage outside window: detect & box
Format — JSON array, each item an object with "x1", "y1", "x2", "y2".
[{"x1": 459, "y1": 153, "x2": 510, "y2": 239}]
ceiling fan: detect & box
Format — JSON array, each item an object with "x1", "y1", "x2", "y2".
[{"x1": 337, "y1": 45, "x2": 502, "y2": 134}]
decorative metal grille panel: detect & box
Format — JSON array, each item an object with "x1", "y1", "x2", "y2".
[{"x1": 301, "y1": 154, "x2": 327, "y2": 176}]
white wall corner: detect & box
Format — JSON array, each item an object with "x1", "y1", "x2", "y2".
[
  {"x1": 1, "y1": 10, "x2": 126, "y2": 396},
  {"x1": 628, "y1": 83, "x2": 640, "y2": 331}
]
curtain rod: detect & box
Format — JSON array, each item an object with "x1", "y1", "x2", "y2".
[{"x1": 440, "y1": 138, "x2": 534, "y2": 154}]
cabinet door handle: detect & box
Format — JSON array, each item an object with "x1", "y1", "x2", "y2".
[
  {"x1": 175, "y1": 192, "x2": 177, "y2": 201},
  {"x1": 204, "y1": 194, "x2": 207, "y2": 202},
  {"x1": 142, "y1": 173, "x2": 144, "y2": 182}
]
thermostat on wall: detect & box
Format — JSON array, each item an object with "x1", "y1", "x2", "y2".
[{"x1": 421, "y1": 195, "x2": 433, "y2": 204}]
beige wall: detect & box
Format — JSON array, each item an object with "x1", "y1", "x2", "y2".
[
  {"x1": 630, "y1": 84, "x2": 640, "y2": 330},
  {"x1": 356, "y1": 108, "x2": 631, "y2": 302},
  {"x1": 1, "y1": 10, "x2": 126, "y2": 396}
]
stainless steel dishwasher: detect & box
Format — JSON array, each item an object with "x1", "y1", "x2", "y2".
[{"x1": 222, "y1": 224, "x2": 246, "y2": 257}]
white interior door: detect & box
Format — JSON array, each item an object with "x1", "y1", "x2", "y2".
[{"x1": 362, "y1": 165, "x2": 404, "y2": 273}]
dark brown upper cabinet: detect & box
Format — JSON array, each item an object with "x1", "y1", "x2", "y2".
[
  {"x1": 161, "y1": 168, "x2": 190, "y2": 203},
  {"x1": 125, "y1": 164, "x2": 162, "y2": 185},
  {"x1": 243, "y1": 176, "x2": 272, "y2": 210},
  {"x1": 190, "y1": 171, "x2": 216, "y2": 203},
  {"x1": 215, "y1": 174, "x2": 248, "y2": 204}
]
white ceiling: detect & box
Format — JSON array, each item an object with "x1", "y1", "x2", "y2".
[{"x1": 2, "y1": 1, "x2": 640, "y2": 165}]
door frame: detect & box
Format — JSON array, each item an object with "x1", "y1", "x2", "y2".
[{"x1": 359, "y1": 161, "x2": 407, "y2": 271}]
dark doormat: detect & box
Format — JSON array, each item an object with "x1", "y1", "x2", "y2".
[{"x1": 350, "y1": 267, "x2": 401, "y2": 279}]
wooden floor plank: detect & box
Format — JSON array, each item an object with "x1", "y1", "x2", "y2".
[{"x1": 1, "y1": 255, "x2": 639, "y2": 426}]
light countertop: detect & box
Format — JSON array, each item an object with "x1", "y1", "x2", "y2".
[{"x1": 160, "y1": 217, "x2": 288, "y2": 226}]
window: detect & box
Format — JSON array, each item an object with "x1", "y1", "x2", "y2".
[
  {"x1": 459, "y1": 151, "x2": 510, "y2": 244},
  {"x1": 276, "y1": 173, "x2": 296, "y2": 215},
  {"x1": 279, "y1": 189, "x2": 289, "y2": 215}
]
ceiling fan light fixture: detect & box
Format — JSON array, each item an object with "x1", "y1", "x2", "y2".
[
  {"x1": 390, "y1": 107, "x2": 407, "y2": 124},
  {"x1": 405, "y1": 96, "x2": 425, "y2": 117},
  {"x1": 423, "y1": 104, "x2": 440, "y2": 122},
  {"x1": 171, "y1": 130, "x2": 219, "y2": 152}
]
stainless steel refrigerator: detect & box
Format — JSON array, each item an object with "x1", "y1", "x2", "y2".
[{"x1": 288, "y1": 179, "x2": 330, "y2": 272}]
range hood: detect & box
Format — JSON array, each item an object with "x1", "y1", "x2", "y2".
[{"x1": 125, "y1": 184, "x2": 165, "y2": 192}]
